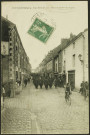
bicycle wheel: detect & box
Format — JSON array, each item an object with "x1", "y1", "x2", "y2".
[
  {"x1": 65, "y1": 97, "x2": 67, "y2": 102},
  {"x1": 65, "y1": 94, "x2": 68, "y2": 102},
  {"x1": 68, "y1": 96, "x2": 71, "y2": 105}
]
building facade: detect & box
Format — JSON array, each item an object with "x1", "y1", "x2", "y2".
[
  {"x1": 35, "y1": 29, "x2": 88, "y2": 90},
  {"x1": 62, "y1": 29, "x2": 88, "y2": 90},
  {"x1": 1, "y1": 17, "x2": 31, "y2": 97}
]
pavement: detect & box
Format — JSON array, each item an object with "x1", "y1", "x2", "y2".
[{"x1": 1, "y1": 82, "x2": 89, "y2": 134}]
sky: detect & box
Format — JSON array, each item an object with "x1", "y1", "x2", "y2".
[{"x1": 1, "y1": 1, "x2": 88, "y2": 70}]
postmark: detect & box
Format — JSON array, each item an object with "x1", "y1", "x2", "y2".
[{"x1": 28, "y1": 17, "x2": 54, "y2": 43}]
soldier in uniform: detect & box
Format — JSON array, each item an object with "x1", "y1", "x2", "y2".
[
  {"x1": 85, "y1": 81, "x2": 89, "y2": 98},
  {"x1": 44, "y1": 76, "x2": 49, "y2": 89},
  {"x1": 34, "y1": 75, "x2": 39, "y2": 89},
  {"x1": 48, "y1": 76, "x2": 53, "y2": 88},
  {"x1": 39, "y1": 76, "x2": 43, "y2": 89},
  {"x1": 79, "y1": 81, "x2": 84, "y2": 94},
  {"x1": 2, "y1": 85, "x2": 5, "y2": 102}
]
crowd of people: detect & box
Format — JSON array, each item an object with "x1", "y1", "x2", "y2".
[
  {"x1": 32, "y1": 74, "x2": 65, "y2": 89},
  {"x1": 32, "y1": 74, "x2": 89, "y2": 101},
  {"x1": 1, "y1": 73, "x2": 89, "y2": 101},
  {"x1": 16, "y1": 77, "x2": 31, "y2": 88}
]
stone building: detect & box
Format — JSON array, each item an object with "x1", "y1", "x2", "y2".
[
  {"x1": 1, "y1": 17, "x2": 31, "y2": 97},
  {"x1": 62, "y1": 29, "x2": 88, "y2": 90},
  {"x1": 36, "y1": 29, "x2": 88, "y2": 90}
]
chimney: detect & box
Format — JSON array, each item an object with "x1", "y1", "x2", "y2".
[{"x1": 70, "y1": 33, "x2": 76, "y2": 40}]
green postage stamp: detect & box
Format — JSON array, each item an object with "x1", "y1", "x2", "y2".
[{"x1": 28, "y1": 18, "x2": 54, "y2": 43}]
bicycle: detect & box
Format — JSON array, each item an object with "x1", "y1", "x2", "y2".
[{"x1": 65, "y1": 91, "x2": 71, "y2": 105}]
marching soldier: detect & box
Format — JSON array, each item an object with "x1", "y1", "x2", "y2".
[
  {"x1": 39, "y1": 76, "x2": 43, "y2": 89},
  {"x1": 44, "y1": 76, "x2": 49, "y2": 89},
  {"x1": 33, "y1": 75, "x2": 39, "y2": 89},
  {"x1": 48, "y1": 76, "x2": 53, "y2": 88}
]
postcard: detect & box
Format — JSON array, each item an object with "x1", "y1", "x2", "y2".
[{"x1": 1, "y1": 1, "x2": 89, "y2": 134}]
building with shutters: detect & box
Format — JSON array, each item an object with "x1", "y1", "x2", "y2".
[
  {"x1": 62, "y1": 29, "x2": 88, "y2": 90},
  {"x1": 36, "y1": 29, "x2": 88, "y2": 90},
  {"x1": 1, "y1": 16, "x2": 31, "y2": 97}
]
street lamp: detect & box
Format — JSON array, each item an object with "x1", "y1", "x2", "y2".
[{"x1": 78, "y1": 54, "x2": 83, "y2": 65}]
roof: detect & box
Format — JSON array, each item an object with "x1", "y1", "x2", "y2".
[
  {"x1": 1, "y1": 16, "x2": 15, "y2": 26},
  {"x1": 38, "y1": 28, "x2": 88, "y2": 67}
]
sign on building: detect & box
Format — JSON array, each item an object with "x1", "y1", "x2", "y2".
[{"x1": 1, "y1": 41, "x2": 9, "y2": 55}]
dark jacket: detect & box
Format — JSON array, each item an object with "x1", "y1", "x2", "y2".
[{"x1": 39, "y1": 78, "x2": 43, "y2": 86}]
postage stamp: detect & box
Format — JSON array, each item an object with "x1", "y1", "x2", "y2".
[{"x1": 28, "y1": 18, "x2": 54, "y2": 43}]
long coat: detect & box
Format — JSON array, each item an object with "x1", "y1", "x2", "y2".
[
  {"x1": 39, "y1": 78, "x2": 43, "y2": 86},
  {"x1": 48, "y1": 77, "x2": 53, "y2": 87}
]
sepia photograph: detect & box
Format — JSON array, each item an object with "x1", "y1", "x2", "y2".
[{"x1": 1, "y1": 1, "x2": 89, "y2": 134}]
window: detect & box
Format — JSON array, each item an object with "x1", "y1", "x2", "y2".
[
  {"x1": 9, "y1": 48, "x2": 12, "y2": 51},
  {"x1": 9, "y1": 53, "x2": 12, "y2": 56},
  {"x1": 16, "y1": 71, "x2": 18, "y2": 80},
  {"x1": 9, "y1": 37, "x2": 12, "y2": 40},
  {"x1": 64, "y1": 60, "x2": 66, "y2": 70},
  {"x1": 72, "y1": 54, "x2": 75, "y2": 67},
  {"x1": 16, "y1": 46, "x2": 18, "y2": 51},
  {"x1": 56, "y1": 63, "x2": 57, "y2": 72}
]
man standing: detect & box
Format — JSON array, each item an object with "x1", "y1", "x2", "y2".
[
  {"x1": 24, "y1": 78, "x2": 27, "y2": 87},
  {"x1": 79, "y1": 81, "x2": 84, "y2": 94},
  {"x1": 2, "y1": 85, "x2": 5, "y2": 107},
  {"x1": 84, "y1": 81, "x2": 89, "y2": 100}
]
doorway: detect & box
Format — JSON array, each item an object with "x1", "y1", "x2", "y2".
[{"x1": 68, "y1": 70, "x2": 75, "y2": 90}]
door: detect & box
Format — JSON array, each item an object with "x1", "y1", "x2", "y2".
[{"x1": 68, "y1": 70, "x2": 75, "y2": 90}]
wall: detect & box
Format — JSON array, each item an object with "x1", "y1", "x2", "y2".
[
  {"x1": 83, "y1": 30, "x2": 88, "y2": 82},
  {"x1": 1, "y1": 56, "x2": 9, "y2": 84},
  {"x1": 62, "y1": 30, "x2": 88, "y2": 90},
  {"x1": 58, "y1": 51, "x2": 63, "y2": 73},
  {"x1": 54, "y1": 57, "x2": 59, "y2": 72},
  {"x1": 46, "y1": 60, "x2": 53, "y2": 72}
]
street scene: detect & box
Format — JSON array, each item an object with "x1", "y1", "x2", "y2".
[
  {"x1": 1, "y1": 80, "x2": 89, "y2": 134},
  {"x1": 1, "y1": 1, "x2": 89, "y2": 134}
]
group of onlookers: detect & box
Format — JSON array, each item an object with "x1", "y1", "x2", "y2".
[
  {"x1": 16, "y1": 77, "x2": 31, "y2": 88},
  {"x1": 79, "y1": 81, "x2": 89, "y2": 99}
]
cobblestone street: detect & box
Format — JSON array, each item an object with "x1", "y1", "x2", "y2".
[{"x1": 1, "y1": 82, "x2": 89, "y2": 134}]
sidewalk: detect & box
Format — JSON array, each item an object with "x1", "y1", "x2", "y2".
[
  {"x1": 1, "y1": 85, "x2": 21, "y2": 113},
  {"x1": 1, "y1": 83, "x2": 40, "y2": 134},
  {"x1": 1, "y1": 83, "x2": 31, "y2": 134}
]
